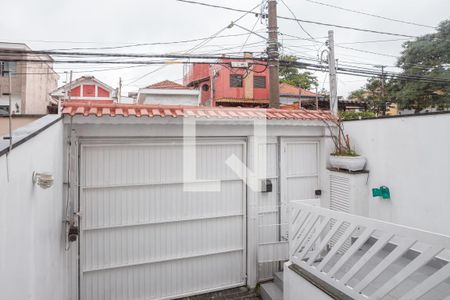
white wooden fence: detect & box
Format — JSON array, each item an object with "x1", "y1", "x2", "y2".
[{"x1": 289, "y1": 200, "x2": 450, "y2": 300}]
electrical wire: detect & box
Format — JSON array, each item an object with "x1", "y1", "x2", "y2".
[
  {"x1": 336, "y1": 38, "x2": 410, "y2": 45},
  {"x1": 304, "y1": 0, "x2": 436, "y2": 29},
  {"x1": 336, "y1": 45, "x2": 399, "y2": 58},
  {"x1": 124, "y1": 1, "x2": 266, "y2": 85},
  {"x1": 176, "y1": 0, "x2": 418, "y2": 38},
  {"x1": 47, "y1": 33, "x2": 263, "y2": 51},
  {"x1": 279, "y1": 0, "x2": 316, "y2": 41},
  {"x1": 240, "y1": 9, "x2": 263, "y2": 52}
]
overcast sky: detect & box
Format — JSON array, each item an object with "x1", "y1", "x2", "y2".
[{"x1": 1, "y1": 0, "x2": 449, "y2": 97}]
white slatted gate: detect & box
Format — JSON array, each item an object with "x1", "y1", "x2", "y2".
[
  {"x1": 280, "y1": 139, "x2": 320, "y2": 240},
  {"x1": 79, "y1": 139, "x2": 246, "y2": 300},
  {"x1": 257, "y1": 139, "x2": 321, "y2": 279}
]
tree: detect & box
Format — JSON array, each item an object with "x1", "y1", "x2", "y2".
[
  {"x1": 348, "y1": 77, "x2": 386, "y2": 114},
  {"x1": 279, "y1": 55, "x2": 318, "y2": 89},
  {"x1": 390, "y1": 19, "x2": 450, "y2": 111}
]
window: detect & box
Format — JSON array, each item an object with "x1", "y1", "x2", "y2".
[
  {"x1": 254, "y1": 76, "x2": 266, "y2": 88},
  {"x1": 0, "y1": 105, "x2": 9, "y2": 116},
  {"x1": 0, "y1": 61, "x2": 17, "y2": 77},
  {"x1": 230, "y1": 74, "x2": 243, "y2": 87},
  {"x1": 202, "y1": 84, "x2": 209, "y2": 92}
]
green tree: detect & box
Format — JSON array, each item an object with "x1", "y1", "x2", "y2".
[
  {"x1": 391, "y1": 19, "x2": 450, "y2": 111},
  {"x1": 348, "y1": 77, "x2": 387, "y2": 114},
  {"x1": 279, "y1": 55, "x2": 318, "y2": 89},
  {"x1": 349, "y1": 88, "x2": 365, "y2": 101}
]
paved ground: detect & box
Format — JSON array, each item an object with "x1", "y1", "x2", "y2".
[{"x1": 177, "y1": 287, "x2": 260, "y2": 300}]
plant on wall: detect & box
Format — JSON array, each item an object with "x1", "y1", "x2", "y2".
[
  {"x1": 323, "y1": 118, "x2": 367, "y2": 171},
  {"x1": 328, "y1": 119, "x2": 358, "y2": 156}
]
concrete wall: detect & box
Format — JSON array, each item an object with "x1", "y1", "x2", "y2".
[
  {"x1": 142, "y1": 93, "x2": 200, "y2": 106},
  {"x1": 0, "y1": 118, "x2": 67, "y2": 300},
  {"x1": 344, "y1": 113, "x2": 450, "y2": 235},
  {"x1": 23, "y1": 59, "x2": 59, "y2": 114},
  {"x1": 284, "y1": 263, "x2": 333, "y2": 300},
  {"x1": 0, "y1": 115, "x2": 44, "y2": 136},
  {"x1": 1, "y1": 50, "x2": 58, "y2": 114}
]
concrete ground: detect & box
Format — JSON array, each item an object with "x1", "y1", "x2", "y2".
[{"x1": 177, "y1": 287, "x2": 260, "y2": 300}]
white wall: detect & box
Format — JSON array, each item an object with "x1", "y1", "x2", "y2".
[
  {"x1": 344, "y1": 113, "x2": 450, "y2": 235},
  {"x1": 142, "y1": 94, "x2": 199, "y2": 106},
  {"x1": 0, "y1": 119, "x2": 67, "y2": 300}
]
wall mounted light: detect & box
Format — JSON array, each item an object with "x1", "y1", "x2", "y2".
[{"x1": 32, "y1": 172, "x2": 54, "y2": 189}]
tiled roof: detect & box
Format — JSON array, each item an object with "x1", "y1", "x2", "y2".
[
  {"x1": 145, "y1": 80, "x2": 191, "y2": 90},
  {"x1": 215, "y1": 98, "x2": 269, "y2": 105},
  {"x1": 62, "y1": 102, "x2": 334, "y2": 121},
  {"x1": 279, "y1": 82, "x2": 319, "y2": 97}
]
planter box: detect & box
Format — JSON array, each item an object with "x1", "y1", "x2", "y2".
[{"x1": 329, "y1": 155, "x2": 366, "y2": 172}]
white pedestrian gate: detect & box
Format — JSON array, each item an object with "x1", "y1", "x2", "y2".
[
  {"x1": 280, "y1": 139, "x2": 320, "y2": 240},
  {"x1": 79, "y1": 139, "x2": 247, "y2": 300},
  {"x1": 257, "y1": 138, "x2": 321, "y2": 278}
]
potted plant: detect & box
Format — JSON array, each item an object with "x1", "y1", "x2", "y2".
[{"x1": 327, "y1": 119, "x2": 366, "y2": 172}]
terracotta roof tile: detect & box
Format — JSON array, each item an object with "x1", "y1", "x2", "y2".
[
  {"x1": 279, "y1": 82, "x2": 319, "y2": 97},
  {"x1": 62, "y1": 101, "x2": 334, "y2": 121},
  {"x1": 145, "y1": 80, "x2": 191, "y2": 90}
]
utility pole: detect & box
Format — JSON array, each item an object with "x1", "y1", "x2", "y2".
[
  {"x1": 375, "y1": 65, "x2": 386, "y2": 115},
  {"x1": 315, "y1": 86, "x2": 319, "y2": 110},
  {"x1": 327, "y1": 30, "x2": 338, "y2": 115},
  {"x1": 380, "y1": 65, "x2": 385, "y2": 99},
  {"x1": 267, "y1": 0, "x2": 280, "y2": 108},
  {"x1": 381, "y1": 65, "x2": 386, "y2": 115},
  {"x1": 68, "y1": 71, "x2": 73, "y2": 102},
  {"x1": 118, "y1": 77, "x2": 122, "y2": 103},
  {"x1": 328, "y1": 30, "x2": 338, "y2": 116}
]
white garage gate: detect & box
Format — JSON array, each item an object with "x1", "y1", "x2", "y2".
[{"x1": 79, "y1": 138, "x2": 247, "y2": 300}]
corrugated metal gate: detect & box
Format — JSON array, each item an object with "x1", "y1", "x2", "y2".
[{"x1": 79, "y1": 139, "x2": 246, "y2": 300}]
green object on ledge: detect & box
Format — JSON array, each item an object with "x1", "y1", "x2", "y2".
[{"x1": 372, "y1": 186, "x2": 391, "y2": 199}]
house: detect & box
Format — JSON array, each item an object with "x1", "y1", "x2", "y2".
[
  {"x1": 136, "y1": 80, "x2": 200, "y2": 105},
  {"x1": 0, "y1": 42, "x2": 59, "y2": 114},
  {"x1": 280, "y1": 83, "x2": 367, "y2": 111},
  {"x1": 279, "y1": 82, "x2": 322, "y2": 106},
  {"x1": 184, "y1": 52, "x2": 270, "y2": 107},
  {"x1": 50, "y1": 76, "x2": 116, "y2": 104},
  {"x1": 1, "y1": 99, "x2": 450, "y2": 300}
]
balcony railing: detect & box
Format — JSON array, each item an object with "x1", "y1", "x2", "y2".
[{"x1": 289, "y1": 200, "x2": 450, "y2": 300}]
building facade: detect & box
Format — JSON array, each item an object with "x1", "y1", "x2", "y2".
[
  {"x1": 184, "y1": 53, "x2": 270, "y2": 107},
  {"x1": 136, "y1": 80, "x2": 200, "y2": 106},
  {"x1": 0, "y1": 42, "x2": 59, "y2": 115},
  {"x1": 50, "y1": 76, "x2": 116, "y2": 104}
]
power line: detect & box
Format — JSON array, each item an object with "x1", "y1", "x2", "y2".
[
  {"x1": 279, "y1": 32, "x2": 326, "y2": 44},
  {"x1": 336, "y1": 38, "x2": 410, "y2": 45},
  {"x1": 0, "y1": 49, "x2": 266, "y2": 62},
  {"x1": 335, "y1": 45, "x2": 399, "y2": 58},
  {"x1": 47, "y1": 32, "x2": 264, "y2": 51},
  {"x1": 279, "y1": 60, "x2": 450, "y2": 84},
  {"x1": 240, "y1": 6, "x2": 263, "y2": 52},
  {"x1": 4, "y1": 54, "x2": 449, "y2": 85},
  {"x1": 304, "y1": 0, "x2": 436, "y2": 29},
  {"x1": 176, "y1": 0, "x2": 418, "y2": 38},
  {"x1": 125, "y1": 0, "x2": 266, "y2": 85},
  {"x1": 279, "y1": 0, "x2": 316, "y2": 41}
]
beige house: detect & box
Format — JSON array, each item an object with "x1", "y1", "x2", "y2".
[{"x1": 0, "y1": 42, "x2": 59, "y2": 115}]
